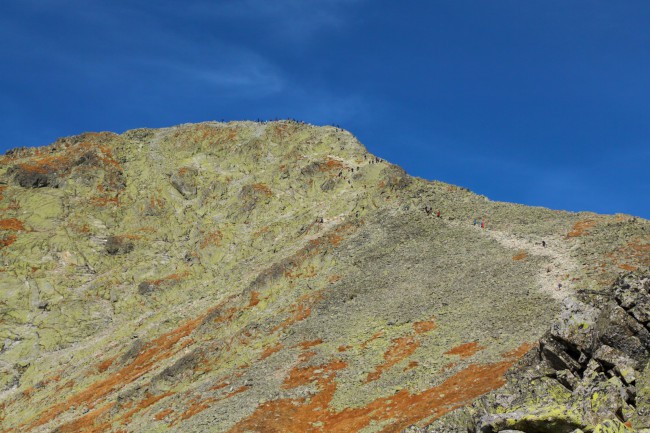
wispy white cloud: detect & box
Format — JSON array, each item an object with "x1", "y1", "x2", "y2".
[
  {"x1": 137, "y1": 47, "x2": 286, "y2": 98},
  {"x1": 2, "y1": 0, "x2": 369, "y2": 125},
  {"x1": 1, "y1": 1, "x2": 287, "y2": 98}
]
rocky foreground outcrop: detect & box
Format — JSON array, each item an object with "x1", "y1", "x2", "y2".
[
  {"x1": 0, "y1": 121, "x2": 648, "y2": 432},
  {"x1": 414, "y1": 271, "x2": 650, "y2": 432}
]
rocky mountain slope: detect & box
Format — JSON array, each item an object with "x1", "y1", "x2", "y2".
[{"x1": 0, "y1": 121, "x2": 648, "y2": 432}]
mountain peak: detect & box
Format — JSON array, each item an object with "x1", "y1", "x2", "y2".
[{"x1": 1, "y1": 122, "x2": 648, "y2": 432}]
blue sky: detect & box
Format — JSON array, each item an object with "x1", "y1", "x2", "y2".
[{"x1": 1, "y1": 1, "x2": 649, "y2": 218}]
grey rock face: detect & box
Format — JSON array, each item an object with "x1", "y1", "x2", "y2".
[
  {"x1": 170, "y1": 166, "x2": 198, "y2": 199},
  {"x1": 416, "y1": 271, "x2": 650, "y2": 433}
]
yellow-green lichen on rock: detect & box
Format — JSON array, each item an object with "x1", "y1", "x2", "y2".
[{"x1": 0, "y1": 121, "x2": 649, "y2": 433}]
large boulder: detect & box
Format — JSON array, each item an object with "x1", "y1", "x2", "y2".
[{"x1": 170, "y1": 166, "x2": 198, "y2": 199}]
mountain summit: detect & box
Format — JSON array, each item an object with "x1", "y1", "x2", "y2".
[{"x1": 0, "y1": 121, "x2": 648, "y2": 432}]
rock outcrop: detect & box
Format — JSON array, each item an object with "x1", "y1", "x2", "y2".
[
  {"x1": 415, "y1": 272, "x2": 650, "y2": 433},
  {"x1": 0, "y1": 121, "x2": 648, "y2": 432}
]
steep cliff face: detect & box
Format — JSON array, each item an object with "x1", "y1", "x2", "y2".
[{"x1": 0, "y1": 121, "x2": 648, "y2": 432}]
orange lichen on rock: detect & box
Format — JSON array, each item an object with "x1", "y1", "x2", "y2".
[
  {"x1": 95, "y1": 145, "x2": 121, "y2": 169},
  {"x1": 297, "y1": 349, "x2": 318, "y2": 365},
  {"x1": 189, "y1": 125, "x2": 239, "y2": 146},
  {"x1": 442, "y1": 361, "x2": 457, "y2": 372},
  {"x1": 213, "y1": 307, "x2": 239, "y2": 325},
  {"x1": 210, "y1": 381, "x2": 230, "y2": 391},
  {"x1": 171, "y1": 386, "x2": 249, "y2": 427},
  {"x1": 14, "y1": 142, "x2": 122, "y2": 188},
  {"x1": 259, "y1": 342, "x2": 284, "y2": 360},
  {"x1": 512, "y1": 250, "x2": 527, "y2": 261},
  {"x1": 154, "y1": 408, "x2": 175, "y2": 421},
  {"x1": 177, "y1": 167, "x2": 190, "y2": 176},
  {"x1": 54, "y1": 379, "x2": 76, "y2": 393},
  {"x1": 171, "y1": 396, "x2": 217, "y2": 425},
  {"x1": 271, "y1": 123, "x2": 296, "y2": 140},
  {"x1": 0, "y1": 235, "x2": 17, "y2": 249},
  {"x1": 567, "y1": 219, "x2": 598, "y2": 237},
  {"x1": 18, "y1": 153, "x2": 74, "y2": 175},
  {"x1": 285, "y1": 264, "x2": 317, "y2": 279},
  {"x1": 365, "y1": 336, "x2": 420, "y2": 383},
  {"x1": 273, "y1": 291, "x2": 324, "y2": 332},
  {"x1": 224, "y1": 386, "x2": 249, "y2": 399},
  {"x1": 97, "y1": 356, "x2": 116, "y2": 373},
  {"x1": 114, "y1": 233, "x2": 143, "y2": 241},
  {"x1": 144, "y1": 196, "x2": 166, "y2": 214},
  {"x1": 252, "y1": 183, "x2": 273, "y2": 197},
  {"x1": 444, "y1": 341, "x2": 485, "y2": 359},
  {"x1": 253, "y1": 226, "x2": 270, "y2": 238},
  {"x1": 328, "y1": 274, "x2": 342, "y2": 283},
  {"x1": 404, "y1": 360, "x2": 419, "y2": 371},
  {"x1": 24, "y1": 310, "x2": 209, "y2": 430},
  {"x1": 120, "y1": 391, "x2": 174, "y2": 425},
  {"x1": 283, "y1": 359, "x2": 347, "y2": 390},
  {"x1": 320, "y1": 158, "x2": 347, "y2": 172},
  {"x1": 229, "y1": 343, "x2": 532, "y2": 433},
  {"x1": 296, "y1": 339, "x2": 323, "y2": 350},
  {"x1": 69, "y1": 222, "x2": 91, "y2": 234},
  {"x1": 148, "y1": 270, "x2": 190, "y2": 286},
  {"x1": 0, "y1": 218, "x2": 24, "y2": 231},
  {"x1": 54, "y1": 401, "x2": 116, "y2": 433},
  {"x1": 601, "y1": 235, "x2": 650, "y2": 274},
  {"x1": 629, "y1": 238, "x2": 650, "y2": 253},
  {"x1": 504, "y1": 343, "x2": 533, "y2": 360},
  {"x1": 200, "y1": 230, "x2": 223, "y2": 248},
  {"x1": 249, "y1": 291, "x2": 261, "y2": 307},
  {"x1": 360, "y1": 330, "x2": 385, "y2": 349},
  {"x1": 303, "y1": 220, "x2": 359, "y2": 256},
  {"x1": 20, "y1": 386, "x2": 36, "y2": 399},
  {"x1": 413, "y1": 319, "x2": 436, "y2": 334},
  {"x1": 89, "y1": 196, "x2": 119, "y2": 206},
  {"x1": 0, "y1": 218, "x2": 25, "y2": 249},
  {"x1": 625, "y1": 237, "x2": 650, "y2": 266}
]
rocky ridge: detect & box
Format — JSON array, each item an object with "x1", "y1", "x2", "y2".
[
  {"x1": 0, "y1": 121, "x2": 648, "y2": 432},
  {"x1": 416, "y1": 271, "x2": 650, "y2": 433}
]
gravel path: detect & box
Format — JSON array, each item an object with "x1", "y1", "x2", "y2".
[{"x1": 451, "y1": 221, "x2": 577, "y2": 301}]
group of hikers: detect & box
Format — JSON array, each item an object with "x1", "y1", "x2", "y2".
[
  {"x1": 421, "y1": 207, "x2": 551, "y2": 248},
  {"x1": 248, "y1": 117, "x2": 308, "y2": 125},
  {"x1": 363, "y1": 154, "x2": 384, "y2": 164},
  {"x1": 423, "y1": 206, "x2": 489, "y2": 229},
  {"x1": 337, "y1": 167, "x2": 359, "y2": 178},
  {"x1": 423, "y1": 206, "x2": 442, "y2": 218}
]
